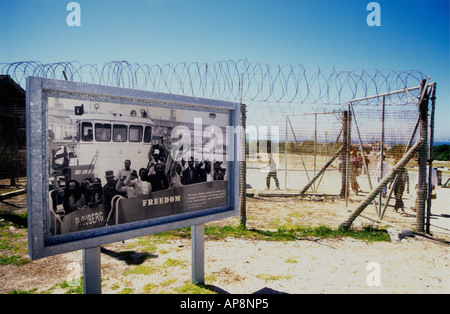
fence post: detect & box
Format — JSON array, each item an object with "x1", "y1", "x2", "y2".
[
  {"x1": 416, "y1": 80, "x2": 429, "y2": 233},
  {"x1": 340, "y1": 111, "x2": 349, "y2": 199},
  {"x1": 284, "y1": 115, "x2": 288, "y2": 190},
  {"x1": 239, "y1": 103, "x2": 247, "y2": 229},
  {"x1": 426, "y1": 83, "x2": 436, "y2": 234},
  {"x1": 378, "y1": 96, "x2": 386, "y2": 217}
]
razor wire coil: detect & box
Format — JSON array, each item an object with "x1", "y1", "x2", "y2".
[{"x1": 1, "y1": 60, "x2": 426, "y2": 106}]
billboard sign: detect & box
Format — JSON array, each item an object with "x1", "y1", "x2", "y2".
[{"x1": 27, "y1": 77, "x2": 240, "y2": 259}]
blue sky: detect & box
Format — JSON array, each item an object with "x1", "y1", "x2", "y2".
[{"x1": 1, "y1": 0, "x2": 449, "y2": 140}]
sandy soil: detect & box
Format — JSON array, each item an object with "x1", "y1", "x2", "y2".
[{"x1": 0, "y1": 175, "x2": 449, "y2": 294}]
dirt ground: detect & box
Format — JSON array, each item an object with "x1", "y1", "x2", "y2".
[{"x1": 0, "y1": 176, "x2": 449, "y2": 294}]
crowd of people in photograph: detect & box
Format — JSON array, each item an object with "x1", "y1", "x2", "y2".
[{"x1": 60, "y1": 143, "x2": 227, "y2": 217}]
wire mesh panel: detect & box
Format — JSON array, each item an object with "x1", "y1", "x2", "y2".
[
  {"x1": 348, "y1": 86, "x2": 423, "y2": 218},
  {"x1": 283, "y1": 111, "x2": 345, "y2": 194}
]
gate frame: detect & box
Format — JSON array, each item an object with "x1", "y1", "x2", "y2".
[{"x1": 340, "y1": 79, "x2": 436, "y2": 232}]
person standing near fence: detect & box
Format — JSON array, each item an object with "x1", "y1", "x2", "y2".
[
  {"x1": 265, "y1": 153, "x2": 280, "y2": 190},
  {"x1": 388, "y1": 160, "x2": 410, "y2": 215},
  {"x1": 349, "y1": 150, "x2": 361, "y2": 195}
]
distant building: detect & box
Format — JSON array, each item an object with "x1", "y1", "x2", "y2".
[{"x1": 0, "y1": 75, "x2": 26, "y2": 184}]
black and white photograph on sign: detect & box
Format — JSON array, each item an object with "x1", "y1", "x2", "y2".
[{"x1": 48, "y1": 96, "x2": 231, "y2": 236}]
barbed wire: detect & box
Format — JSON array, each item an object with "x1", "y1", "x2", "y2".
[{"x1": 1, "y1": 60, "x2": 426, "y2": 106}]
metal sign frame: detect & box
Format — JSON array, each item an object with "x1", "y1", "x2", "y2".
[{"x1": 27, "y1": 77, "x2": 240, "y2": 260}]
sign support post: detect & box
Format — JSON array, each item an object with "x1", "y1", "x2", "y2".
[
  {"x1": 191, "y1": 224, "x2": 205, "y2": 285},
  {"x1": 83, "y1": 246, "x2": 102, "y2": 294}
]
